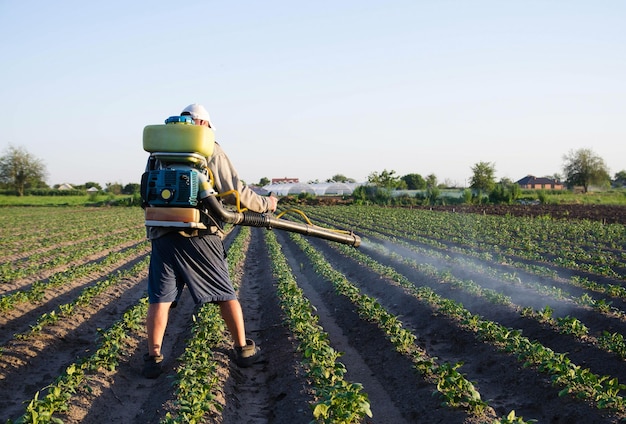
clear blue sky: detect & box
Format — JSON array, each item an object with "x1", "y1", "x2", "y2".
[{"x1": 1, "y1": 1, "x2": 624, "y2": 188}]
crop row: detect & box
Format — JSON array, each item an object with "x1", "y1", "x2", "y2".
[
  {"x1": 0, "y1": 240, "x2": 149, "y2": 311},
  {"x1": 11, "y1": 298, "x2": 149, "y2": 424},
  {"x1": 1, "y1": 248, "x2": 150, "y2": 412},
  {"x1": 12, "y1": 253, "x2": 150, "y2": 343},
  {"x1": 265, "y1": 230, "x2": 372, "y2": 423},
  {"x1": 163, "y1": 223, "x2": 379, "y2": 423},
  {"x1": 305, "y1": 206, "x2": 626, "y2": 326},
  {"x1": 307, "y1": 206, "x2": 626, "y2": 280},
  {"x1": 286, "y1": 232, "x2": 498, "y2": 420},
  {"x1": 1, "y1": 207, "x2": 143, "y2": 255},
  {"x1": 358, "y1": 229, "x2": 626, "y2": 361},
  {"x1": 1, "y1": 226, "x2": 146, "y2": 284},
  {"x1": 327, "y1": 237, "x2": 626, "y2": 415}
]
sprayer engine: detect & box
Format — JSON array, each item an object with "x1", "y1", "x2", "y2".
[{"x1": 142, "y1": 166, "x2": 204, "y2": 207}]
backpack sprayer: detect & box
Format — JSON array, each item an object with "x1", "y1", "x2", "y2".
[{"x1": 140, "y1": 116, "x2": 361, "y2": 247}]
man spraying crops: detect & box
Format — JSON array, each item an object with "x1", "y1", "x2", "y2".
[{"x1": 142, "y1": 103, "x2": 277, "y2": 378}]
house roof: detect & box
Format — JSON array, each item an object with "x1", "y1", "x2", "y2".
[{"x1": 516, "y1": 175, "x2": 560, "y2": 185}]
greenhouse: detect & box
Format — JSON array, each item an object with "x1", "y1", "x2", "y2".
[
  {"x1": 311, "y1": 182, "x2": 356, "y2": 195},
  {"x1": 262, "y1": 182, "x2": 317, "y2": 196},
  {"x1": 262, "y1": 182, "x2": 362, "y2": 196}
]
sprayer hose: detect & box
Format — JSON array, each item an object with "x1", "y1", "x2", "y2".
[{"x1": 240, "y1": 212, "x2": 271, "y2": 227}]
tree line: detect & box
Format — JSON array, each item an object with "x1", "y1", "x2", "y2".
[
  {"x1": 1, "y1": 144, "x2": 624, "y2": 202},
  {"x1": 349, "y1": 148, "x2": 622, "y2": 205},
  {"x1": 0, "y1": 145, "x2": 140, "y2": 196}
]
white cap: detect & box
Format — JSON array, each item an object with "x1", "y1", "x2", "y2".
[{"x1": 181, "y1": 103, "x2": 214, "y2": 129}]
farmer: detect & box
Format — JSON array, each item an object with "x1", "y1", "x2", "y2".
[{"x1": 142, "y1": 103, "x2": 277, "y2": 378}]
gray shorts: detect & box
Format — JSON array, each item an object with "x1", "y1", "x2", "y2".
[{"x1": 148, "y1": 232, "x2": 236, "y2": 304}]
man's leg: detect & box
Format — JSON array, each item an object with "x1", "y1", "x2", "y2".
[
  {"x1": 220, "y1": 299, "x2": 259, "y2": 367},
  {"x1": 146, "y1": 301, "x2": 173, "y2": 356},
  {"x1": 219, "y1": 299, "x2": 247, "y2": 347}
]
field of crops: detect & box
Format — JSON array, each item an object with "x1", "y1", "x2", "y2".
[{"x1": 1, "y1": 204, "x2": 626, "y2": 423}]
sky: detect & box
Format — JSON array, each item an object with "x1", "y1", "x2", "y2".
[{"x1": 1, "y1": 1, "x2": 625, "y2": 188}]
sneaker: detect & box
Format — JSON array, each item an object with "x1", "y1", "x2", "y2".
[
  {"x1": 233, "y1": 339, "x2": 260, "y2": 368},
  {"x1": 142, "y1": 353, "x2": 163, "y2": 378}
]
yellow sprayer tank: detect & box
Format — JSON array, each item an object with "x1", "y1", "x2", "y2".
[{"x1": 143, "y1": 122, "x2": 215, "y2": 157}]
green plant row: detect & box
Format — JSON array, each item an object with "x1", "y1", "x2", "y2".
[
  {"x1": 288, "y1": 232, "x2": 497, "y2": 420},
  {"x1": 11, "y1": 298, "x2": 150, "y2": 424},
  {"x1": 0, "y1": 227, "x2": 146, "y2": 284},
  {"x1": 0, "y1": 224, "x2": 144, "y2": 270},
  {"x1": 331, "y1": 239, "x2": 626, "y2": 414},
  {"x1": 0, "y1": 207, "x2": 143, "y2": 256},
  {"x1": 161, "y1": 303, "x2": 226, "y2": 424},
  {"x1": 307, "y1": 207, "x2": 626, "y2": 329},
  {"x1": 264, "y1": 230, "x2": 372, "y2": 423},
  {"x1": 362, "y1": 236, "x2": 626, "y2": 361},
  {"x1": 225, "y1": 225, "x2": 250, "y2": 290},
  {"x1": 11, "y1": 251, "x2": 150, "y2": 342},
  {"x1": 305, "y1": 206, "x2": 558, "y2": 281},
  {"x1": 404, "y1": 208, "x2": 622, "y2": 278},
  {"x1": 304, "y1": 206, "x2": 559, "y2": 278},
  {"x1": 161, "y1": 226, "x2": 251, "y2": 423},
  {"x1": 0, "y1": 207, "x2": 115, "y2": 237},
  {"x1": 0, "y1": 240, "x2": 149, "y2": 311},
  {"x1": 307, "y1": 205, "x2": 625, "y2": 280}
]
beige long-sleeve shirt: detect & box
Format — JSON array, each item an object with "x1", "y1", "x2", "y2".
[{"x1": 146, "y1": 142, "x2": 272, "y2": 240}]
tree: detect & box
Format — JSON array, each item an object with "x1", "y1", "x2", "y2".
[
  {"x1": 470, "y1": 162, "x2": 496, "y2": 203},
  {"x1": 86, "y1": 181, "x2": 103, "y2": 191},
  {"x1": 123, "y1": 183, "x2": 140, "y2": 194},
  {"x1": 612, "y1": 170, "x2": 626, "y2": 187},
  {"x1": 106, "y1": 182, "x2": 123, "y2": 195},
  {"x1": 425, "y1": 174, "x2": 438, "y2": 189},
  {"x1": 367, "y1": 169, "x2": 403, "y2": 190},
  {"x1": 489, "y1": 178, "x2": 521, "y2": 204},
  {"x1": 424, "y1": 173, "x2": 440, "y2": 204},
  {"x1": 327, "y1": 174, "x2": 356, "y2": 183},
  {"x1": 0, "y1": 145, "x2": 47, "y2": 196},
  {"x1": 562, "y1": 148, "x2": 610, "y2": 193},
  {"x1": 401, "y1": 173, "x2": 426, "y2": 190},
  {"x1": 258, "y1": 177, "x2": 270, "y2": 186}
]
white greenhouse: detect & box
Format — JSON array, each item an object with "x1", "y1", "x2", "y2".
[
  {"x1": 263, "y1": 182, "x2": 362, "y2": 196},
  {"x1": 263, "y1": 183, "x2": 317, "y2": 196},
  {"x1": 311, "y1": 182, "x2": 355, "y2": 195}
]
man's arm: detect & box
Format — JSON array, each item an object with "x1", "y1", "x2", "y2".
[{"x1": 209, "y1": 143, "x2": 276, "y2": 213}]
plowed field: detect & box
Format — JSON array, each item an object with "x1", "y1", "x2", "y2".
[{"x1": 1, "y1": 204, "x2": 625, "y2": 423}]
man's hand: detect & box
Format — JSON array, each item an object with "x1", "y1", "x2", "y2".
[{"x1": 267, "y1": 195, "x2": 278, "y2": 212}]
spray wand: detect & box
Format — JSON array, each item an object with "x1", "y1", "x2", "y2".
[{"x1": 202, "y1": 195, "x2": 361, "y2": 247}]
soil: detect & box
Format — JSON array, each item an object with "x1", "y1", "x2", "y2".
[{"x1": 1, "y1": 203, "x2": 625, "y2": 423}]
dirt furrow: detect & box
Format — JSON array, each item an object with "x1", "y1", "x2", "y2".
[
  {"x1": 0, "y1": 266, "x2": 148, "y2": 422},
  {"x1": 60, "y1": 227, "x2": 312, "y2": 424},
  {"x1": 1, "y1": 226, "x2": 144, "y2": 264},
  {"x1": 356, "y1": 238, "x2": 626, "y2": 387},
  {"x1": 221, "y1": 228, "x2": 312, "y2": 423},
  {"x1": 275, "y1": 231, "x2": 473, "y2": 424},
  {"x1": 0, "y1": 238, "x2": 147, "y2": 295},
  {"x1": 306, "y1": 236, "x2": 621, "y2": 423},
  {"x1": 0, "y1": 246, "x2": 150, "y2": 345},
  {"x1": 65, "y1": 288, "x2": 198, "y2": 424}
]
